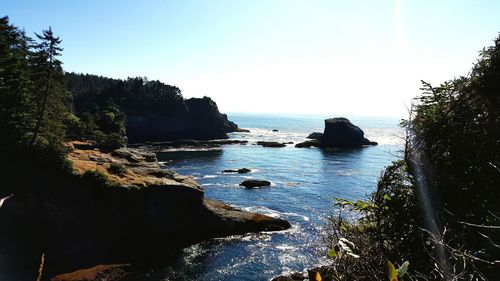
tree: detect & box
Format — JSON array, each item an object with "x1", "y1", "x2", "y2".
[
  {"x1": 0, "y1": 16, "x2": 36, "y2": 149},
  {"x1": 29, "y1": 27, "x2": 69, "y2": 147}
]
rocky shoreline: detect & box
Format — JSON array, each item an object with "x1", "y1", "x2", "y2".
[{"x1": 0, "y1": 142, "x2": 290, "y2": 281}]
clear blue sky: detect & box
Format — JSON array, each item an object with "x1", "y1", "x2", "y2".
[{"x1": 2, "y1": 0, "x2": 500, "y2": 117}]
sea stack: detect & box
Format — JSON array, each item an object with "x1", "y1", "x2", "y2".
[{"x1": 296, "y1": 117, "x2": 377, "y2": 148}]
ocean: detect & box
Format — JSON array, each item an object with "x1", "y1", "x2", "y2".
[{"x1": 138, "y1": 113, "x2": 403, "y2": 280}]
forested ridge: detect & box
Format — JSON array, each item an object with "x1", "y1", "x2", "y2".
[
  {"x1": 2, "y1": 14, "x2": 499, "y2": 281},
  {"x1": 0, "y1": 15, "x2": 236, "y2": 196}
]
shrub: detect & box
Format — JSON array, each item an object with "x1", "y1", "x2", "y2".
[{"x1": 107, "y1": 163, "x2": 127, "y2": 176}]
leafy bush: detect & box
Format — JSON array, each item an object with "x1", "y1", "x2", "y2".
[
  {"x1": 326, "y1": 35, "x2": 500, "y2": 280},
  {"x1": 97, "y1": 133, "x2": 126, "y2": 151},
  {"x1": 107, "y1": 163, "x2": 127, "y2": 176},
  {"x1": 80, "y1": 170, "x2": 109, "y2": 189}
]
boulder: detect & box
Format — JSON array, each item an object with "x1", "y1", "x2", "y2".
[
  {"x1": 307, "y1": 132, "x2": 323, "y2": 140},
  {"x1": 271, "y1": 273, "x2": 307, "y2": 281},
  {"x1": 235, "y1": 128, "x2": 250, "y2": 133},
  {"x1": 256, "y1": 141, "x2": 286, "y2": 148},
  {"x1": 237, "y1": 168, "x2": 251, "y2": 174},
  {"x1": 240, "y1": 180, "x2": 271, "y2": 188},
  {"x1": 295, "y1": 139, "x2": 322, "y2": 148},
  {"x1": 223, "y1": 168, "x2": 251, "y2": 174},
  {"x1": 223, "y1": 169, "x2": 238, "y2": 173}
]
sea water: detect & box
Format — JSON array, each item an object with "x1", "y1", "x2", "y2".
[{"x1": 139, "y1": 113, "x2": 403, "y2": 281}]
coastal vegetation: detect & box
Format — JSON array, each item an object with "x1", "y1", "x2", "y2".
[
  {"x1": 0, "y1": 15, "x2": 237, "y2": 193},
  {"x1": 1, "y1": 16, "x2": 291, "y2": 280},
  {"x1": 2, "y1": 13, "x2": 499, "y2": 281},
  {"x1": 308, "y1": 35, "x2": 500, "y2": 280}
]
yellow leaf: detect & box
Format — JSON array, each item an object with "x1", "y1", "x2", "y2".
[
  {"x1": 315, "y1": 271, "x2": 322, "y2": 281},
  {"x1": 385, "y1": 260, "x2": 398, "y2": 281}
]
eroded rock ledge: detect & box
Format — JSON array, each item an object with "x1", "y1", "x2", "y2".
[{"x1": 0, "y1": 142, "x2": 290, "y2": 280}]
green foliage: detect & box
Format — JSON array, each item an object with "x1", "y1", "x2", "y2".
[
  {"x1": 322, "y1": 215, "x2": 386, "y2": 280},
  {"x1": 0, "y1": 16, "x2": 37, "y2": 148},
  {"x1": 384, "y1": 260, "x2": 409, "y2": 281},
  {"x1": 29, "y1": 26, "x2": 69, "y2": 149},
  {"x1": 99, "y1": 133, "x2": 127, "y2": 151},
  {"x1": 409, "y1": 35, "x2": 500, "y2": 279},
  {"x1": 335, "y1": 198, "x2": 376, "y2": 213},
  {"x1": 0, "y1": 17, "x2": 73, "y2": 194},
  {"x1": 107, "y1": 162, "x2": 127, "y2": 176},
  {"x1": 65, "y1": 73, "x2": 185, "y2": 118},
  {"x1": 80, "y1": 170, "x2": 109, "y2": 189},
  {"x1": 331, "y1": 34, "x2": 500, "y2": 280},
  {"x1": 370, "y1": 160, "x2": 423, "y2": 264},
  {"x1": 397, "y1": 261, "x2": 409, "y2": 279}
]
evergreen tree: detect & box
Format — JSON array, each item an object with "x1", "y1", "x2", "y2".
[
  {"x1": 0, "y1": 16, "x2": 36, "y2": 149},
  {"x1": 29, "y1": 27, "x2": 69, "y2": 147}
]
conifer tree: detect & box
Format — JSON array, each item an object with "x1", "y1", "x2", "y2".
[
  {"x1": 29, "y1": 27, "x2": 69, "y2": 147},
  {"x1": 0, "y1": 16, "x2": 36, "y2": 149}
]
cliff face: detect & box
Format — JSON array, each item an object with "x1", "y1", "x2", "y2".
[
  {"x1": 126, "y1": 97, "x2": 238, "y2": 143},
  {"x1": 66, "y1": 74, "x2": 239, "y2": 144}
]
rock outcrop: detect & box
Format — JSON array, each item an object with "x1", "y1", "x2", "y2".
[
  {"x1": 126, "y1": 97, "x2": 240, "y2": 143},
  {"x1": 51, "y1": 264, "x2": 133, "y2": 281},
  {"x1": 223, "y1": 168, "x2": 251, "y2": 174},
  {"x1": 240, "y1": 180, "x2": 272, "y2": 188},
  {"x1": 296, "y1": 117, "x2": 377, "y2": 148},
  {"x1": 257, "y1": 141, "x2": 287, "y2": 148},
  {"x1": 0, "y1": 142, "x2": 290, "y2": 280},
  {"x1": 129, "y1": 139, "x2": 248, "y2": 152},
  {"x1": 307, "y1": 132, "x2": 323, "y2": 140}
]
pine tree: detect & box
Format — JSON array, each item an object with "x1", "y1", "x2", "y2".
[
  {"x1": 29, "y1": 26, "x2": 69, "y2": 147},
  {"x1": 0, "y1": 16, "x2": 36, "y2": 149}
]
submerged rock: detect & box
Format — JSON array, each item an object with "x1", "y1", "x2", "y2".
[
  {"x1": 223, "y1": 169, "x2": 238, "y2": 173},
  {"x1": 238, "y1": 168, "x2": 251, "y2": 174},
  {"x1": 256, "y1": 141, "x2": 286, "y2": 148},
  {"x1": 295, "y1": 139, "x2": 322, "y2": 148},
  {"x1": 235, "y1": 128, "x2": 251, "y2": 133},
  {"x1": 222, "y1": 168, "x2": 251, "y2": 174},
  {"x1": 307, "y1": 132, "x2": 323, "y2": 140},
  {"x1": 129, "y1": 139, "x2": 248, "y2": 152},
  {"x1": 240, "y1": 179, "x2": 271, "y2": 188}
]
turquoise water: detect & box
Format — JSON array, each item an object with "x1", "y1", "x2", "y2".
[{"x1": 144, "y1": 113, "x2": 403, "y2": 280}]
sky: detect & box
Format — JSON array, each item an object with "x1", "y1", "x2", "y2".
[{"x1": 2, "y1": 0, "x2": 500, "y2": 117}]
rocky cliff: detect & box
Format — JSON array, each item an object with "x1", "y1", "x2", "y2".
[
  {"x1": 0, "y1": 142, "x2": 289, "y2": 280},
  {"x1": 126, "y1": 97, "x2": 238, "y2": 143}
]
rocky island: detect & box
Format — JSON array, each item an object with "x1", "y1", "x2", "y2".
[{"x1": 296, "y1": 117, "x2": 377, "y2": 148}]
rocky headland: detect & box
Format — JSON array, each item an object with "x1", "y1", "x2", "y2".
[
  {"x1": 126, "y1": 97, "x2": 242, "y2": 143},
  {"x1": 0, "y1": 142, "x2": 290, "y2": 280},
  {"x1": 296, "y1": 117, "x2": 378, "y2": 148}
]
